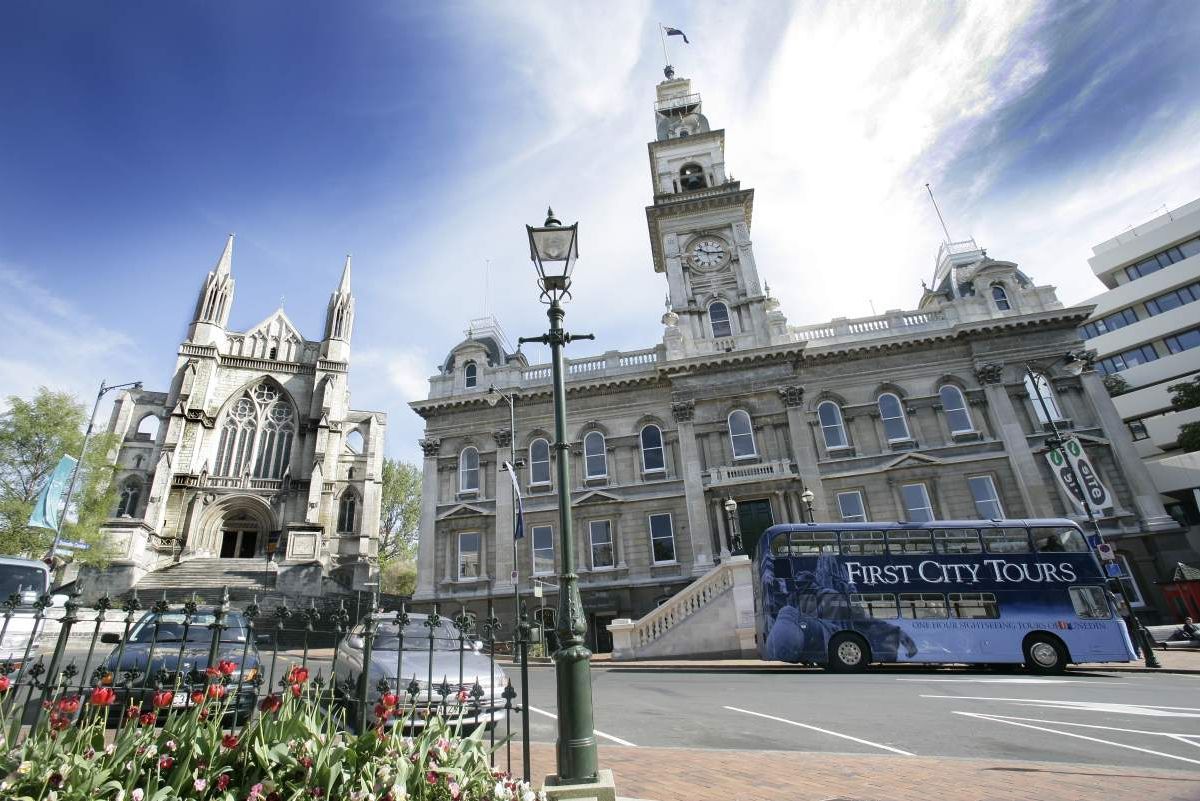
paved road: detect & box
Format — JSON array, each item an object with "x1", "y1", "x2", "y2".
[
  {"x1": 515, "y1": 665, "x2": 1200, "y2": 773},
  {"x1": 51, "y1": 645, "x2": 1200, "y2": 773}
]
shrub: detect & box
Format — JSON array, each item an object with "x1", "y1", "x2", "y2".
[{"x1": 0, "y1": 668, "x2": 542, "y2": 801}]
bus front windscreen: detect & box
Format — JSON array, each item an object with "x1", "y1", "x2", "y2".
[{"x1": 0, "y1": 563, "x2": 49, "y2": 600}]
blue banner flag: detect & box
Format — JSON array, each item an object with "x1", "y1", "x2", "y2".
[
  {"x1": 504, "y1": 461, "x2": 525, "y2": 540},
  {"x1": 28, "y1": 455, "x2": 78, "y2": 531},
  {"x1": 664, "y1": 27, "x2": 689, "y2": 44}
]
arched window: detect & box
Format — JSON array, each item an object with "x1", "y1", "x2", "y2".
[
  {"x1": 584, "y1": 431, "x2": 607, "y2": 479},
  {"x1": 877, "y1": 393, "x2": 911, "y2": 442},
  {"x1": 529, "y1": 438, "x2": 551, "y2": 485},
  {"x1": 337, "y1": 490, "x2": 358, "y2": 533},
  {"x1": 1024, "y1": 372, "x2": 1064, "y2": 424},
  {"x1": 817, "y1": 401, "x2": 848, "y2": 449},
  {"x1": 214, "y1": 382, "x2": 295, "y2": 479},
  {"x1": 464, "y1": 361, "x2": 477, "y2": 389},
  {"x1": 459, "y1": 447, "x2": 480, "y2": 492},
  {"x1": 991, "y1": 283, "x2": 1011, "y2": 311},
  {"x1": 680, "y1": 162, "x2": 707, "y2": 191},
  {"x1": 136, "y1": 414, "x2": 160, "y2": 440},
  {"x1": 640, "y1": 425, "x2": 665, "y2": 473},
  {"x1": 728, "y1": 410, "x2": 757, "y2": 459},
  {"x1": 345, "y1": 429, "x2": 364, "y2": 454},
  {"x1": 709, "y1": 301, "x2": 732, "y2": 338},
  {"x1": 938, "y1": 385, "x2": 974, "y2": 434},
  {"x1": 116, "y1": 479, "x2": 141, "y2": 517}
]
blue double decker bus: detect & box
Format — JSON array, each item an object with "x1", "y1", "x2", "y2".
[{"x1": 755, "y1": 519, "x2": 1136, "y2": 673}]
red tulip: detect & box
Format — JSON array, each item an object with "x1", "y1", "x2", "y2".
[
  {"x1": 286, "y1": 665, "x2": 309, "y2": 684},
  {"x1": 190, "y1": 691, "x2": 205, "y2": 705},
  {"x1": 206, "y1": 684, "x2": 226, "y2": 700},
  {"x1": 125, "y1": 704, "x2": 142, "y2": 720},
  {"x1": 290, "y1": 683, "x2": 303, "y2": 699},
  {"x1": 221, "y1": 734, "x2": 239, "y2": 749},
  {"x1": 374, "y1": 703, "x2": 390, "y2": 720},
  {"x1": 159, "y1": 755, "x2": 174, "y2": 770},
  {"x1": 151, "y1": 690, "x2": 174, "y2": 709},
  {"x1": 380, "y1": 692, "x2": 398, "y2": 708},
  {"x1": 89, "y1": 687, "x2": 116, "y2": 706},
  {"x1": 217, "y1": 659, "x2": 237, "y2": 676},
  {"x1": 139, "y1": 712, "x2": 157, "y2": 727},
  {"x1": 258, "y1": 694, "x2": 282, "y2": 714},
  {"x1": 0, "y1": 675, "x2": 11, "y2": 692},
  {"x1": 57, "y1": 695, "x2": 81, "y2": 715},
  {"x1": 48, "y1": 711, "x2": 71, "y2": 731}
]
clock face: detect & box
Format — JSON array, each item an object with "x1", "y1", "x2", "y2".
[{"x1": 688, "y1": 236, "x2": 728, "y2": 268}]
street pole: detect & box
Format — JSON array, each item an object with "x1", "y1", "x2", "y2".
[
  {"x1": 521, "y1": 297, "x2": 599, "y2": 784},
  {"x1": 46, "y1": 379, "x2": 141, "y2": 567},
  {"x1": 1025, "y1": 364, "x2": 1160, "y2": 668}
]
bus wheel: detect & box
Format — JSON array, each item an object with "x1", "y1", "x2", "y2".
[
  {"x1": 828, "y1": 633, "x2": 870, "y2": 673},
  {"x1": 1023, "y1": 634, "x2": 1067, "y2": 675}
]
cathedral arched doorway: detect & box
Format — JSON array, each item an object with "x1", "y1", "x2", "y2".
[
  {"x1": 192, "y1": 495, "x2": 276, "y2": 560},
  {"x1": 220, "y1": 513, "x2": 262, "y2": 558}
]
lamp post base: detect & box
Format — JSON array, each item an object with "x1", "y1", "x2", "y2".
[{"x1": 543, "y1": 769, "x2": 618, "y2": 801}]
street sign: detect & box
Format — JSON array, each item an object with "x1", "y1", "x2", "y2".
[
  {"x1": 1095, "y1": 542, "x2": 1116, "y2": 561},
  {"x1": 56, "y1": 539, "x2": 89, "y2": 551},
  {"x1": 1106, "y1": 562, "x2": 1123, "y2": 578},
  {"x1": 1046, "y1": 436, "x2": 1112, "y2": 515},
  {"x1": 510, "y1": 570, "x2": 518, "y2": 583}
]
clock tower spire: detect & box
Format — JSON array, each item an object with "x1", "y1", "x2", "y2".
[{"x1": 645, "y1": 74, "x2": 785, "y2": 357}]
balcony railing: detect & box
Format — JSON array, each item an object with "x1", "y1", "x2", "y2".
[
  {"x1": 792, "y1": 308, "x2": 950, "y2": 344},
  {"x1": 703, "y1": 459, "x2": 796, "y2": 487},
  {"x1": 518, "y1": 347, "x2": 660, "y2": 386},
  {"x1": 654, "y1": 92, "x2": 701, "y2": 113}
]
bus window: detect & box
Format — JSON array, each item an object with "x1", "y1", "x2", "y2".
[
  {"x1": 850, "y1": 593, "x2": 898, "y2": 619},
  {"x1": 1070, "y1": 586, "x2": 1111, "y2": 619},
  {"x1": 948, "y1": 592, "x2": 999, "y2": 619},
  {"x1": 796, "y1": 593, "x2": 819, "y2": 616},
  {"x1": 840, "y1": 530, "x2": 885, "y2": 555},
  {"x1": 771, "y1": 557, "x2": 793, "y2": 579},
  {"x1": 933, "y1": 528, "x2": 981, "y2": 555},
  {"x1": 785, "y1": 531, "x2": 838, "y2": 555},
  {"x1": 983, "y1": 528, "x2": 1031, "y2": 554},
  {"x1": 899, "y1": 593, "x2": 948, "y2": 619},
  {"x1": 1032, "y1": 526, "x2": 1088, "y2": 553},
  {"x1": 887, "y1": 530, "x2": 934, "y2": 554}
]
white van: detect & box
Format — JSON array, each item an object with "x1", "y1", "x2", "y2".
[{"x1": 0, "y1": 556, "x2": 54, "y2": 664}]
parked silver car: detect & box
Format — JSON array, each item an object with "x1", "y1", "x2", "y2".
[{"x1": 334, "y1": 613, "x2": 509, "y2": 731}]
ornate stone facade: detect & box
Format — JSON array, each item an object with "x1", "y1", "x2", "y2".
[
  {"x1": 90, "y1": 239, "x2": 386, "y2": 597},
  {"x1": 409, "y1": 73, "x2": 1183, "y2": 641}
]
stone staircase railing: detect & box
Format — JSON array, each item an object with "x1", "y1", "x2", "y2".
[{"x1": 607, "y1": 555, "x2": 757, "y2": 660}]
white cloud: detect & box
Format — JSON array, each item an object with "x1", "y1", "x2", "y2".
[
  {"x1": 0, "y1": 267, "x2": 146, "y2": 417},
  {"x1": 351, "y1": 345, "x2": 436, "y2": 464}
]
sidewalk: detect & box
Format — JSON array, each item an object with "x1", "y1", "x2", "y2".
[
  {"x1": 547, "y1": 649, "x2": 1200, "y2": 675},
  {"x1": 513, "y1": 743, "x2": 1200, "y2": 801}
]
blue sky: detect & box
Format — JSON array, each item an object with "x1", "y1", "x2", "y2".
[{"x1": 3, "y1": 1, "x2": 1199, "y2": 465}]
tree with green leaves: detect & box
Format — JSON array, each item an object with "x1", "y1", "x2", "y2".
[
  {"x1": 378, "y1": 458, "x2": 421, "y2": 594},
  {"x1": 1168, "y1": 376, "x2": 1200, "y2": 452},
  {"x1": 0, "y1": 388, "x2": 118, "y2": 564}
]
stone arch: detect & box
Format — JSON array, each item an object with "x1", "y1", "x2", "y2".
[{"x1": 192, "y1": 494, "x2": 279, "y2": 559}]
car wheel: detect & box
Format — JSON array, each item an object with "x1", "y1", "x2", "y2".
[
  {"x1": 1023, "y1": 634, "x2": 1067, "y2": 675},
  {"x1": 827, "y1": 633, "x2": 870, "y2": 673}
]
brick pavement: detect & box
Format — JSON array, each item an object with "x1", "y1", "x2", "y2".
[{"x1": 512, "y1": 743, "x2": 1200, "y2": 801}]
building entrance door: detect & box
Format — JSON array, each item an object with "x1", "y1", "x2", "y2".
[
  {"x1": 220, "y1": 529, "x2": 258, "y2": 558},
  {"x1": 589, "y1": 614, "x2": 614, "y2": 654},
  {"x1": 737, "y1": 498, "x2": 774, "y2": 559}
]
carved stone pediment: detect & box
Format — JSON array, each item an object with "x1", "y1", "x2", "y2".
[
  {"x1": 671, "y1": 400, "x2": 695, "y2": 422},
  {"x1": 974, "y1": 362, "x2": 1004, "y2": 385},
  {"x1": 419, "y1": 438, "x2": 442, "y2": 457},
  {"x1": 493, "y1": 429, "x2": 512, "y2": 448},
  {"x1": 777, "y1": 385, "x2": 805, "y2": 407}
]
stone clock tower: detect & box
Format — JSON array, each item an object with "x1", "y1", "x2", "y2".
[{"x1": 646, "y1": 71, "x2": 790, "y2": 358}]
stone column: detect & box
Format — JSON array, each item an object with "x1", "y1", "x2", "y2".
[
  {"x1": 492, "y1": 428, "x2": 516, "y2": 592},
  {"x1": 673, "y1": 400, "x2": 714, "y2": 573},
  {"x1": 414, "y1": 438, "x2": 441, "y2": 600},
  {"x1": 974, "y1": 363, "x2": 1053, "y2": 515},
  {"x1": 1079, "y1": 370, "x2": 1176, "y2": 531},
  {"x1": 778, "y1": 385, "x2": 829, "y2": 521}
]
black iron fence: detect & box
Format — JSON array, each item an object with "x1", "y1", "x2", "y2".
[{"x1": 0, "y1": 586, "x2": 536, "y2": 781}]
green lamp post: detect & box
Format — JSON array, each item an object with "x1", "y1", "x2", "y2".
[{"x1": 517, "y1": 209, "x2": 600, "y2": 785}]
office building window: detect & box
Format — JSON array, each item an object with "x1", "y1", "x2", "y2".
[
  {"x1": 458, "y1": 532, "x2": 481, "y2": 579},
  {"x1": 1145, "y1": 281, "x2": 1200, "y2": 316},
  {"x1": 589, "y1": 520, "x2": 614, "y2": 569},
  {"x1": 532, "y1": 525, "x2": 554, "y2": 575},
  {"x1": 1080, "y1": 308, "x2": 1139, "y2": 340},
  {"x1": 837, "y1": 491, "x2": 867, "y2": 523},
  {"x1": 967, "y1": 475, "x2": 1004, "y2": 519},
  {"x1": 648, "y1": 513, "x2": 676, "y2": 564},
  {"x1": 1096, "y1": 344, "x2": 1159, "y2": 375},
  {"x1": 1165, "y1": 327, "x2": 1200, "y2": 354},
  {"x1": 901, "y1": 483, "x2": 935, "y2": 522}
]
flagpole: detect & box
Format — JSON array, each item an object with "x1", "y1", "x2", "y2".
[{"x1": 658, "y1": 23, "x2": 670, "y2": 70}]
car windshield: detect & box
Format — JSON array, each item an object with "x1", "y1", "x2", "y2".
[
  {"x1": 358, "y1": 620, "x2": 462, "y2": 651},
  {"x1": 0, "y1": 564, "x2": 49, "y2": 600},
  {"x1": 128, "y1": 612, "x2": 251, "y2": 644}
]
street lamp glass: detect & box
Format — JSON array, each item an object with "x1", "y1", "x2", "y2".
[
  {"x1": 723, "y1": 498, "x2": 738, "y2": 513},
  {"x1": 801, "y1": 489, "x2": 815, "y2": 504},
  {"x1": 1063, "y1": 352, "x2": 1086, "y2": 377},
  {"x1": 526, "y1": 209, "x2": 579, "y2": 295}
]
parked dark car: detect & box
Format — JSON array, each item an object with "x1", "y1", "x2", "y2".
[{"x1": 94, "y1": 609, "x2": 265, "y2": 723}]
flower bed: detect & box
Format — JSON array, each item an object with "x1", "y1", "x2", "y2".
[{"x1": 0, "y1": 665, "x2": 542, "y2": 801}]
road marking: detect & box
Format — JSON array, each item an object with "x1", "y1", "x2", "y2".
[
  {"x1": 953, "y1": 711, "x2": 1200, "y2": 767},
  {"x1": 723, "y1": 705, "x2": 915, "y2": 756},
  {"x1": 526, "y1": 705, "x2": 637, "y2": 747},
  {"x1": 922, "y1": 695, "x2": 1200, "y2": 718},
  {"x1": 897, "y1": 678, "x2": 1129, "y2": 685},
  {"x1": 954, "y1": 713, "x2": 1200, "y2": 748}
]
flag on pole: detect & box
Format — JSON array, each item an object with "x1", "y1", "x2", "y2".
[
  {"x1": 504, "y1": 461, "x2": 525, "y2": 540},
  {"x1": 28, "y1": 455, "x2": 78, "y2": 531},
  {"x1": 664, "y1": 26, "x2": 690, "y2": 44}
]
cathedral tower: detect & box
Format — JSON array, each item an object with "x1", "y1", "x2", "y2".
[
  {"x1": 645, "y1": 74, "x2": 785, "y2": 357},
  {"x1": 188, "y1": 234, "x2": 235, "y2": 347},
  {"x1": 322, "y1": 254, "x2": 355, "y2": 362}
]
